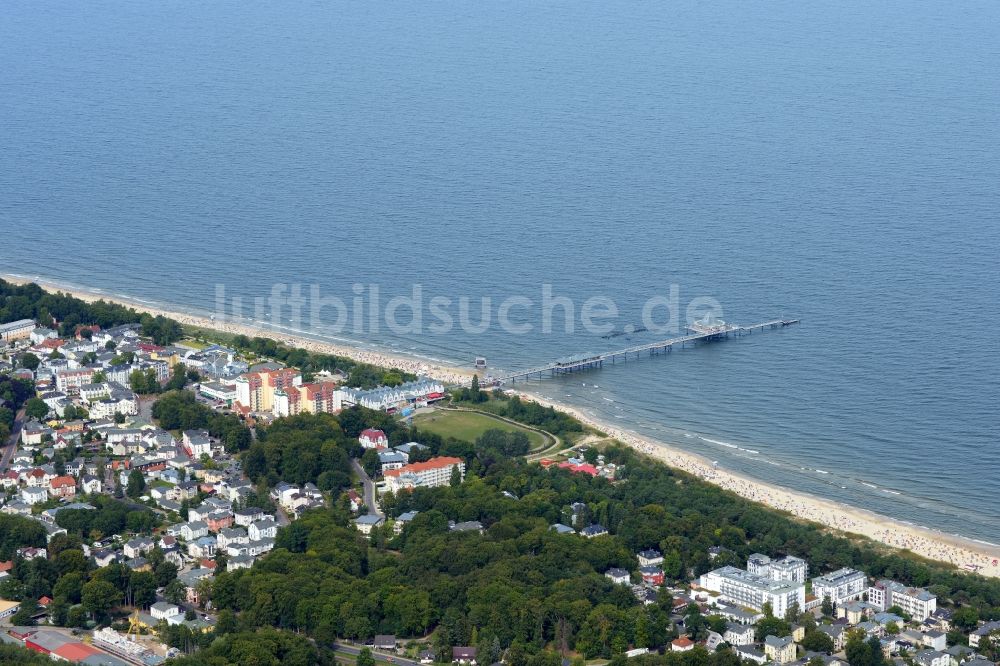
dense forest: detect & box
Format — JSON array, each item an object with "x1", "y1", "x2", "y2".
[{"x1": 207, "y1": 405, "x2": 1000, "y2": 665}]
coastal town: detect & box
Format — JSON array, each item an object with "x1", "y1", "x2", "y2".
[{"x1": 1, "y1": 301, "x2": 1000, "y2": 666}]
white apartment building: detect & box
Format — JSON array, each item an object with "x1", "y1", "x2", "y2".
[
  {"x1": 383, "y1": 456, "x2": 465, "y2": 493},
  {"x1": 868, "y1": 580, "x2": 937, "y2": 621},
  {"x1": 747, "y1": 553, "x2": 808, "y2": 583},
  {"x1": 700, "y1": 566, "x2": 806, "y2": 617},
  {"x1": 812, "y1": 568, "x2": 868, "y2": 606},
  {"x1": 56, "y1": 368, "x2": 95, "y2": 395}
]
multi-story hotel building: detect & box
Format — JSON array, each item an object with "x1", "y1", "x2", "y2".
[
  {"x1": 699, "y1": 566, "x2": 806, "y2": 617},
  {"x1": 272, "y1": 382, "x2": 342, "y2": 417},
  {"x1": 0, "y1": 319, "x2": 35, "y2": 342},
  {"x1": 747, "y1": 554, "x2": 809, "y2": 584},
  {"x1": 234, "y1": 368, "x2": 301, "y2": 413},
  {"x1": 383, "y1": 456, "x2": 465, "y2": 494},
  {"x1": 812, "y1": 568, "x2": 867, "y2": 606},
  {"x1": 868, "y1": 580, "x2": 937, "y2": 620}
]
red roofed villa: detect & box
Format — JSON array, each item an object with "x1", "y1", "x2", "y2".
[
  {"x1": 48, "y1": 475, "x2": 77, "y2": 499},
  {"x1": 359, "y1": 428, "x2": 388, "y2": 449}
]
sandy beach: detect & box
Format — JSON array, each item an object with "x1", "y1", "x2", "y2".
[
  {"x1": 7, "y1": 274, "x2": 1000, "y2": 578},
  {"x1": 516, "y1": 390, "x2": 1000, "y2": 578},
  {"x1": 3, "y1": 275, "x2": 475, "y2": 387}
]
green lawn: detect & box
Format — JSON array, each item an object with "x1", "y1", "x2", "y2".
[
  {"x1": 413, "y1": 410, "x2": 548, "y2": 449},
  {"x1": 178, "y1": 337, "x2": 210, "y2": 350}
]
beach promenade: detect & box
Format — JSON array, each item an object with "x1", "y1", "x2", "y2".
[{"x1": 6, "y1": 274, "x2": 999, "y2": 578}]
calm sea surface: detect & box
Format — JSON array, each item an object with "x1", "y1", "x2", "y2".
[{"x1": 2, "y1": 2, "x2": 999, "y2": 541}]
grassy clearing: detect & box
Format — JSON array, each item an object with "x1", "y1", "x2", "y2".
[{"x1": 414, "y1": 409, "x2": 548, "y2": 449}]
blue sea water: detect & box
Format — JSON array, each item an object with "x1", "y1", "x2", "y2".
[{"x1": 2, "y1": 2, "x2": 999, "y2": 541}]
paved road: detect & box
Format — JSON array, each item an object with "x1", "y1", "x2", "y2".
[
  {"x1": 332, "y1": 641, "x2": 420, "y2": 666},
  {"x1": 1, "y1": 408, "x2": 25, "y2": 472},
  {"x1": 350, "y1": 459, "x2": 384, "y2": 518}
]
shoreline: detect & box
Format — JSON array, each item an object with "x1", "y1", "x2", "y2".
[
  {"x1": 2, "y1": 274, "x2": 476, "y2": 387},
  {"x1": 6, "y1": 274, "x2": 999, "y2": 577},
  {"x1": 515, "y1": 390, "x2": 1000, "y2": 577}
]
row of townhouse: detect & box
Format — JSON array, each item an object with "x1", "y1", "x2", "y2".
[{"x1": 340, "y1": 378, "x2": 445, "y2": 413}]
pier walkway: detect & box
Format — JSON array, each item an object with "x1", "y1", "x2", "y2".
[{"x1": 494, "y1": 318, "x2": 799, "y2": 383}]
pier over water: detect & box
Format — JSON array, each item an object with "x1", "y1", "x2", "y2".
[{"x1": 494, "y1": 317, "x2": 800, "y2": 384}]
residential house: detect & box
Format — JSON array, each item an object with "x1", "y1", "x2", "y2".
[
  {"x1": 639, "y1": 565, "x2": 665, "y2": 586},
  {"x1": 923, "y1": 631, "x2": 947, "y2": 652},
  {"x1": 205, "y1": 511, "x2": 234, "y2": 533},
  {"x1": 378, "y1": 450, "x2": 408, "y2": 472},
  {"x1": 359, "y1": 428, "x2": 388, "y2": 449},
  {"x1": 150, "y1": 602, "x2": 182, "y2": 621},
  {"x1": 671, "y1": 637, "x2": 695, "y2": 652},
  {"x1": 764, "y1": 635, "x2": 797, "y2": 664},
  {"x1": 188, "y1": 536, "x2": 217, "y2": 558},
  {"x1": 452, "y1": 647, "x2": 477, "y2": 664},
  {"x1": 724, "y1": 623, "x2": 755, "y2": 646},
  {"x1": 180, "y1": 521, "x2": 209, "y2": 541},
  {"x1": 21, "y1": 486, "x2": 49, "y2": 505},
  {"x1": 182, "y1": 430, "x2": 213, "y2": 458},
  {"x1": 581, "y1": 524, "x2": 608, "y2": 538},
  {"x1": 374, "y1": 635, "x2": 397, "y2": 652},
  {"x1": 124, "y1": 537, "x2": 154, "y2": 559},
  {"x1": 914, "y1": 651, "x2": 951, "y2": 666},
  {"x1": 48, "y1": 475, "x2": 77, "y2": 499},
  {"x1": 394, "y1": 510, "x2": 418, "y2": 534},
  {"x1": 79, "y1": 475, "x2": 102, "y2": 495},
  {"x1": 234, "y1": 507, "x2": 266, "y2": 527},
  {"x1": 178, "y1": 568, "x2": 214, "y2": 605},
  {"x1": 248, "y1": 518, "x2": 277, "y2": 541},
  {"x1": 216, "y1": 528, "x2": 248, "y2": 550},
  {"x1": 734, "y1": 646, "x2": 768, "y2": 664},
  {"x1": 837, "y1": 600, "x2": 877, "y2": 625},
  {"x1": 970, "y1": 622, "x2": 1000, "y2": 649},
  {"x1": 354, "y1": 514, "x2": 384, "y2": 535},
  {"x1": 637, "y1": 549, "x2": 664, "y2": 567},
  {"x1": 605, "y1": 568, "x2": 631, "y2": 585}
]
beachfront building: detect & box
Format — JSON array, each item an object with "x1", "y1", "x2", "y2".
[
  {"x1": 747, "y1": 553, "x2": 808, "y2": 584},
  {"x1": 383, "y1": 456, "x2": 465, "y2": 493},
  {"x1": 868, "y1": 580, "x2": 937, "y2": 620},
  {"x1": 272, "y1": 382, "x2": 342, "y2": 417},
  {"x1": 340, "y1": 378, "x2": 445, "y2": 413},
  {"x1": 699, "y1": 566, "x2": 806, "y2": 616},
  {"x1": 234, "y1": 368, "x2": 302, "y2": 413},
  {"x1": 812, "y1": 568, "x2": 868, "y2": 607},
  {"x1": 0, "y1": 319, "x2": 35, "y2": 343}
]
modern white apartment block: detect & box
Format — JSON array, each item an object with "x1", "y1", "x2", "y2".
[
  {"x1": 868, "y1": 580, "x2": 937, "y2": 621},
  {"x1": 747, "y1": 553, "x2": 808, "y2": 584},
  {"x1": 812, "y1": 568, "x2": 867, "y2": 606},
  {"x1": 700, "y1": 566, "x2": 806, "y2": 616}
]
